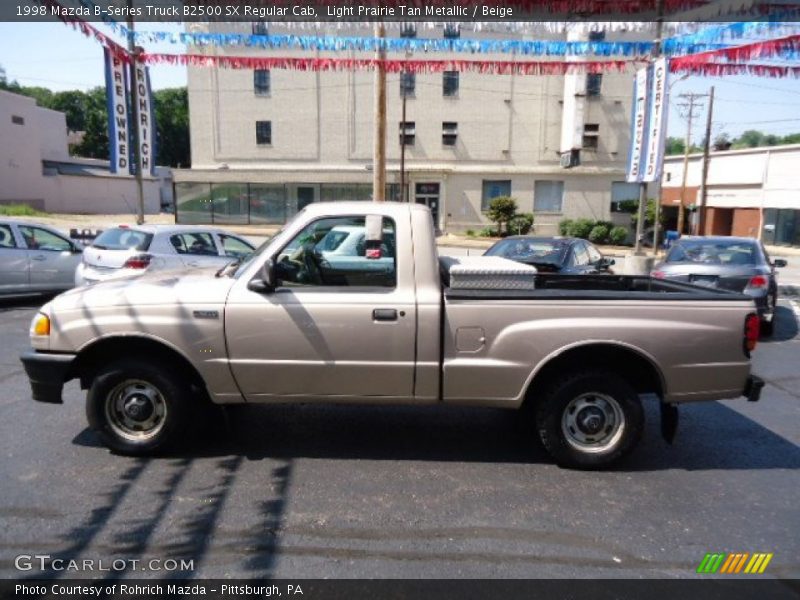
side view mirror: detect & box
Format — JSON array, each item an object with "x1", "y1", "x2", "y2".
[
  {"x1": 71, "y1": 243, "x2": 84, "y2": 254},
  {"x1": 773, "y1": 259, "x2": 787, "y2": 268},
  {"x1": 598, "y1": 257, "x2": 615, "y2": 269},
  {"x1": 247, "y1": 259, "x2": 276, "y2": 294}
]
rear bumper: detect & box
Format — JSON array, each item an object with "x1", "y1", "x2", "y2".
[
  {"x1": 19, "y1": 350, "x2": 76, "y2": 404},
  {"x1": 743, "y1": 375, "x2": 764, "y2": 402}
]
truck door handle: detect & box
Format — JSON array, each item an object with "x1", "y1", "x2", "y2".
[{"x1": 373, "y1": 308, "x2": 398, "y2": 322}]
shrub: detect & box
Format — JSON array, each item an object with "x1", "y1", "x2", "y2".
[
  {"x1": 478, "y1": 226, "x2": 497, "y2": 237},
  {"x1": 568, "y1": 218, "x2": 596, "y2": 240},
  {"x1": 588, "y1": 224, "x2": 610, "y2": 244},
  {"x1": 608, "y1": 226, "x2": 629, "y2": 245},
  {"x1": 508, "y1": 212, "x2": 534, "y2": 235},
  {"x1": 0, "y1": 203, "x2": 44, "y2": 216},
  {"x1": 464, "y1": 229, "x2": 476, "y2": 237},
  {"x1": 558, "y1": 219, "x2": 573, "y2": 236},
  {"x1": 486, "y1": 196, "x2": 518, "y2": 235}
]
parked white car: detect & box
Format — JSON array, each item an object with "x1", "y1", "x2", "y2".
[
  {"x1": 75, "y1": 225, "x2": 255, "y2": 285},
  {"x1": 0, "y1": 220, "x2": 84, "y2": 297}
]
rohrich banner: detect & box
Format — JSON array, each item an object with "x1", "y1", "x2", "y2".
[
  {"x1": 133, "y1": 62, "x2": 157, "y2": 176},
  {"x1": 103, "y1": 48, "x2": 130, "y2": 175}
]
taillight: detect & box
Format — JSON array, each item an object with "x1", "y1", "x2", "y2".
[
  {"x1": 122, "y1": 254, "x2": 152, "y2": 269},
  {"x1": 744, "y1": 313, "x2": 760, "y2": 356},
  {"x1": 651, "y1": 270, "x2": 665, "y2": 279},
  {"x1": 746, "y1": 275, "x2": 768, "y2": 290}
]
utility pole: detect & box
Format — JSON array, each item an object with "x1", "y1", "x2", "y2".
[
  {"x1": 633, "y1": 2, "x2": 665, "y2": 256},
  {"x1": 676, "y1": 92, "x2": 707, "y2": 234},
  {"x1": 126, "y1": 1, "x2": 145, "y2": 225},
  {"x1": 698, "y1": 86, "x2": 715, "y2": 236},
  {"x1": 399, "y1": 83, "x2": 407, "y2": 202},
  {"x1": 372, "y1": 22, "x2": 386, "y2": 202}
]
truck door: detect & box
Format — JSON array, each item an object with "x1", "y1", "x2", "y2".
[{"x1": 225, "y1": 215, "x2": 417, "y2": 400}]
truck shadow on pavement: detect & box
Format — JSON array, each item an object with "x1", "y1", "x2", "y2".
[{"x1": 111, "y1": 400, "x2": 800, "y2": 472}]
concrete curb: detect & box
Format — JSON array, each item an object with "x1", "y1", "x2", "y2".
[{"x1": 779, "y1": 285, "x2": 799, "y2": 297}]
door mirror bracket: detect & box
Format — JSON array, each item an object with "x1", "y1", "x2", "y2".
[{"x1": 247, "y1": 259, "x2": 277, "y2": 294}]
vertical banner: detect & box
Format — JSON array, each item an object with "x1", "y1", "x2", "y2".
[
  {"x1": 133, "y1": 62, "x2": 156, "y2": 176},
  {"x1": 104, "y1": 49, "x2": 130, "y2": 175},
  {"x1": 643, "y1": 58, "x2": 669, "y2": 182},
  {"x1": 626, "y1": 66, "x2": 649, "y2": 183}
]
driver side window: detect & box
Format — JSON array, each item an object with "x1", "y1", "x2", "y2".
[{"x1": 275, "y1": 216, "x2": 396, "y2": 288}]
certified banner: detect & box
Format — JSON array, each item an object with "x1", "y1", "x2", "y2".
[
  {"x1": 626, "y1": 66, "x2": 649, "y2": 183},
  {"x1": 103, "y1": 48, "x2": 130, "y2": 175},
  {"x1": 642, "y1": 57, "x2": 669, "y2": 183},
  {"x1": 132, "y1": 63, "x2": 157, "y2": 176}
]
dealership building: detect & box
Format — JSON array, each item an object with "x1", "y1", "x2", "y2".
[
  {"x1": 660, "y1": 144, "x2": 800, "y2": 247},
  {"x1": 174, "y1": 23, "x2": 648, "y2": 234}
]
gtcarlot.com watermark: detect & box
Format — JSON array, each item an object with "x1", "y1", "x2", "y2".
[{"x1": 15, "y1": 554, "x2": 194, "y2": 573}]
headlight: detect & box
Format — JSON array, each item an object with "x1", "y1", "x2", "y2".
[{"x1": 31, "y1": 313, "x2": 50, "y2": 336}]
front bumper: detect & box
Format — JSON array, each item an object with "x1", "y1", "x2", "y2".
[
  {"x1": 19, "y1": 350, "x2": 76, "y2": 404},
  {"x1": 743, "y1": 375, "x2": 765, "y2": 402}
]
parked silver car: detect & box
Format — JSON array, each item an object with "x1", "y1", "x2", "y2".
[
  {"x1": 651, "y1": 236, "x2": 786, "y2": 335},
  {"x1": 0, "y1": 220, "x2": 83, "y2": 297},
  {"x1": 75, "y1": 225, "x2": 255, "y2": 285}
]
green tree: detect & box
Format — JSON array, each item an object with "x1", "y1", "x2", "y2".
[
  {"x1": 153, "y1": 87, "x2": 190, "y2": 168},
  {"x1": 486, "y1": 196, "x2": 518, "y2": 235},
  {"x1": 50, "y1": 90, "x2": 89, "y2": 132},
  {"x1": 72, "y1": 87, "x2": 109, "y2": 160},
  {"x1": 665, "y1": 137, "x2": 685, "y2": 156},
  {"x1": 736, "y1": 130, "x2": 765, "y2": 148}
]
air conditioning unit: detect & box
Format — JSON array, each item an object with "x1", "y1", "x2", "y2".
[{"x1": 560, "y1": 149, "x2": 580, "y2": 168}]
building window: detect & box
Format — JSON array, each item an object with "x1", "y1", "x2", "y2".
[
  {"x1": 588, "y1": 31, "x2": 606, "y2": 42},
  {"x1": 399, "y1": 121, "x2": 415, "y2": 146},
  {"x1": 481, "y1": 180, "x2": 511, "y2": 211},
  {"x1": 400, "y1": 24, "x2": 417, "y2": 38},
  {"x1": 11, "y1": 115, "x2": 24, "y2": 125},
  {"x1": 587, "y1": 73, "x2": 603, "y2": 97},
  {"x1": 442, "y1": 122, "x2": 458, "y2": 146},
  {"x1": 582, "y1": 123, "x2": 599, "y2": 150},
  {"x1": 254, "y1": 69, "x2": 270, "y2": 96},
  {"x1": 256, "y1": 121, "x2": 272, "y2": 145},
  {"x1": 611, "y1": 181, "x2": 640, "y2": 213},
  {"x1": 252, "y1": 22, "x2": 268, "y2": 36},
  {"x1": 400, "y1": 71, "x2": 415, "y2": 97},
  {"x1": 534, "y1": 180, "x2": 564, "y2": 213},
  {"x1": 443, "y1": 71, "x2": 459, "y2": 97},
  {"x1": 443, "y1": 24, "x2": 460, "y2": 39}
]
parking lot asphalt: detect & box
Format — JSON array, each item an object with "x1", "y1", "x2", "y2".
[{"x1": 0, "y1": 296, "x2": 798, "y2": 580}]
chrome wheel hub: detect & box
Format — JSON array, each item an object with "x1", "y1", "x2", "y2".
[
  {"x1": 561, "y1": 392, "x2": 625, "y2": 453},
  {"x1": 105, "y1": 380, "x2": 167, "y2": 441}
]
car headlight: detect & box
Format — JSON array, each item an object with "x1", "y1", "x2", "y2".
[{"x1": 31, "y1": 313, "x2": 51, "y2": 337}]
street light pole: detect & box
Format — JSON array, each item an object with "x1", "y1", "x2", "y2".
[{"x1": 126, "y1": 1, "x2": 145, "y2": 224}]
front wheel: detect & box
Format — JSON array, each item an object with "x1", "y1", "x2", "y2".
[
  {"x1": 535, "y1": 370, "x2": 644, "y2": 469},
  {"x1": 86, "y1": 359, "x2": 193, "y2": 455}
]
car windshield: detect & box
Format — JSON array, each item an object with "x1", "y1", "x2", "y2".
[
  {"x1": 485, "y1": 238, "x2": 569, "y2": 265},
  {"x1": 91, "y1": 228, "x2": 152, "y2": 251},
  {"x1": 666, "y1": 241, "x2": 759, "y2": 265}
]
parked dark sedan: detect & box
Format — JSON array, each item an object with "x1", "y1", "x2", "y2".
[
  {"x1": 484, "y1": 236, "x2": 615, "y2": 274},
  {"x1": 651, "y1": 236, "x2": 787, "y2": 335}
]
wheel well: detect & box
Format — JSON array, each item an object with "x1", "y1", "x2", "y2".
[
  {"x1": 69, "y1": 337, "x2": 207, "y2": 395},
  {"x1": 524, "y1": 344, "x2": 664, "y2": 405}
]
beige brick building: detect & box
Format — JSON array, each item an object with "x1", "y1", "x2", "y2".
[{"x1": 174, "y1": 23, "x2": 647, "y2": 234}]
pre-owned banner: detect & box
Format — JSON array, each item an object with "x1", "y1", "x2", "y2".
[
  {"x1": 103, "y1": 47, "x2": 130, "y2": 175},
  {"x1": 626, "y1": 66, "x2": 649, "y2": 183},
  {"x1": 132, "y1": 63, "x2": 156, "y2": 176},
  {"x1": 642, "y1": 57, "x2": 669, "y2": 182}
]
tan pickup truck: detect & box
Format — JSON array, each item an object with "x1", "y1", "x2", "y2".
[{"x1": 21, "y1": 203, "x2": 764, "y2": 468}]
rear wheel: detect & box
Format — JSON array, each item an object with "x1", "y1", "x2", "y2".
[
  {"x1": 535, "y1": 370, "x2": 644, "y2": 469},
  {"x1": 86, "y1": 359, "x2": 194, "y2": 455}
]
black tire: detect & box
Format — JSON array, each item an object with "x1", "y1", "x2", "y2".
[
  {"x1": 86, "y1": 359, "x2": 194, "y2": 455},
  {"x1": 535, "y1": 370, "x2": 644, "y2": 469},
  {"x1": 760, "y1": 318, "x2": 774, "y2": 337}
]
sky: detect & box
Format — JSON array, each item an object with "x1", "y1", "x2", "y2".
[{"x1": 1, "y1": 21, "x2": 799, "y2": 143}]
